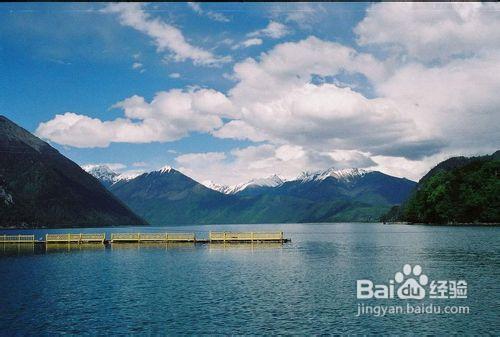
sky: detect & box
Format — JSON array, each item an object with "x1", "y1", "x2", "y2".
[{"x1": 1, "y1": 2, "x2": 499, "y2": 186}]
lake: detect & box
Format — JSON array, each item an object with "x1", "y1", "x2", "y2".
[{"x1": 0, "y1": 223, "x2": 499, "y2": 335}]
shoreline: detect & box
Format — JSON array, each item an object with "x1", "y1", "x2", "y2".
[
  {"x1": 1, "y1": 221, "x2": 500, "y2": 230},
  {"x1": 385, "y1": 222, "x2": 500, "y2": 227}
]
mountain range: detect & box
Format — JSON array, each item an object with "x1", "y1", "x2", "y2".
[
  {"x1": 85, "y1": 164, "x2": 416, "y2": 225},
  {"x1": 2, "y1": 114, "x2": 494, "y2": 228},
  {"x1": 0, "y1": 116, "x2": 147, "y2": 228}
]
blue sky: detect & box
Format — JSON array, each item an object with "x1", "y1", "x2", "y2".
[{"x1": 1, "y1": 3, "x2": 499, "y2": 185}]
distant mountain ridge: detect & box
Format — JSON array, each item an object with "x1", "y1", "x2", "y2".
[
  {"x1": 0, "y1": 116, "x2": 148, "y2": 228},
  {"x1": 205, "y1": 174, "x2": 285, "y2": 194},
  {"x1": 88, "y1": 163, "x2": 416, "y2": 225},
  {"x1": 203, "y1": 168, "x2": 368, "y2": 195},
  {"x1": 296, "y1": 168, "x2": 368, "y2": 183},
  {"x1": 82, "y1": 165, "x2": 120, "y2": 188},
  {"x1": 82, "y1": 164, "x2": 139, "y2": 188}
]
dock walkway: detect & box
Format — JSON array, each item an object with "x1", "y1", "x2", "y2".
[
  {"x1": 0, "y1": 232, "x2": 290, "y2": 245},
  {"x1": 0, "y1": 235, "x2": 35, "y2": 243},
  {"x1": 46, "y1": 233, "x2": 105, "y2": 244},
  {"x1": 111, "y1": 233, "x2": 195, "y2": 243},
  {"x1": 209, "y1": 231, "x2": 284, "y2": 243}
]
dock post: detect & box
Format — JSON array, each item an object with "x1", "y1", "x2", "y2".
[
  {"x1": 223, "y1": 232, "x2": 226, "y2": 244},
  {"x1": 45, "y1": 233, "x2": 48, "y2": 243},
  {"x1": 281, "y1": 231, "x2": 284, "y2": 243},
  {"x1": 251, "y1": 232, "x2": 254, "y2": 243},
  {"x1": 67, "y1": 233, "x2": 71, "y2": 243},
  {"x1": 138, "y1": 233, "x2": 141, "y2": 243}
]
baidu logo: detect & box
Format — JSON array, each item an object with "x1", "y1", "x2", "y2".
[
  {"x1": 356, "y1": 264, "x2": 467, "y2": 300},
  {"x1": 395, "y1": 264, "x2": 428, "y2": 299}
]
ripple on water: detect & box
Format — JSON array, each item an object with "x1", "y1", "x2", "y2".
[{"x1": 0, "y1": 223, "x2": 499, "y2": 334}]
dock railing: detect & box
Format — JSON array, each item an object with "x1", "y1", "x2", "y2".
[
  {"x1": 110, "y1": 233, "x2": 196, "y2": 243},
  {"x1": 209, "y1": 231, "x2": 284, "y2": 243},
  {"x1": 0, "y1": 234, "x2": 35, "y2": 243},
  {"x1": 45, "y1": 233, "x2": 105, "y2": 244},
  {"x1": 1, "y1": 231, "x2": 287, "y2": 245}
]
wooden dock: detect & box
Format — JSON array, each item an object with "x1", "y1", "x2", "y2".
[
  {"x1": 0, "y1": 235, "x2": 35, "y2": 243},
  {"x1": 209, "y1": 231, "x2": 285, "y2": 243},
  {"x1": 0, "y1": 232, "x2": 290, "y2": 246},
  {"x1": 110, "y1": 233, "x2": 195, "y2": 243},
  {"x1": 46, "y1": 233, "x2": 105, "y2": 244}
]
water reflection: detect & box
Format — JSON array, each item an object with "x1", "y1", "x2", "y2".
[
  {"x1": 45, "y1": 243, "x2": 105, "y2": 253},
  {"x1": 110, "y1": 242, "x2": 196, "y2": 251},
  {"x1": 0, "y1": 243, "x2": 35, "y2": 255},
  {"x1": 208, "y1": 242, "x2": 284, "y2": 251},
  {"x1": 0, "y1": 224, "x2": 498, "y2": 335}
]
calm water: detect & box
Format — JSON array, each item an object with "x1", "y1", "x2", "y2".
[{"x1": 0, "y1": 223, "x2": 499, "y2": 335}]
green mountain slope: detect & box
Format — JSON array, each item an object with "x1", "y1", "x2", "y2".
[
  {"x1": 0, "y1": 116, "x2": 148, "y2": 228},
  {"x1": 110, "y1": 167, "x2": 231, "y2": 225},
  {"x1": 382, "y1": 151, "x2": 500, "y2": 224}
]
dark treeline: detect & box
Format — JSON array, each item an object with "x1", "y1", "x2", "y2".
[{"x1": 382, "y1": 151, "x2": 500, "y2": 224}]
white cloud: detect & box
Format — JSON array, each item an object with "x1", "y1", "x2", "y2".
[
  {"x1": 104, "y1": 3, "x2": 230, "y2": 66},
  {"x1": 248, "y1": 21, "x2": 289, "y2": 39},
  {"x1": 268, "y1": 3, "x2": 327, "y2": 30},
  {"x1": 187, "y1": 2, "x2": 202, "y2": 14},
  {"x1": 176, "y1": 151, "x2": 226, "y2": 166},
  {"x1": 37, "y1": 113, "x2": 120, "y2": 148},
  {"x1": 377, "y1": 55, "x2": 500, "y2": 153},
  {"x1": 368, "y1": 155, "x2": 440, "y2": 182},
  {"x1": 229, "y1": 36, "x2": 387, "y2": 107},
  {"x1": 243, "y1": 38, "x2": 262, "y2": 47},
  {"x1": 175, "y1": 144, "x2": 376, "y2": 185},
  {"x1": 169, "y1": 72, "x2": 181, "y2": 78},
  {"x1": 187, "y1": 2, "x2": 230, "y2": 23},
  {"x1": 353, "y1": 3, "x2": 500, "y2": 157},
  {"x1": 231, "y1": 38, "x2": 263, "y2": 50},
  {"x1": 225, "y1": 82, "x2": 440, "y2": 159},
  {"x1": 213, "y1": 36, "x2": 439, "y2": 159},
  {"x1": 36, "y1": 88, "x2": 235, "y2": 147},
  {"x1": 39, "y1": 4, "x2": 500, "y2": 182},
  {"x1": 212, "y1": 120, "x2": 269, "y2": 142},
  {"x1": 132, "y1": 62, "x2": 145, "y2": 73},
  {"x1": 355, "y1": 2, "x2": 500, "y2": 62}
]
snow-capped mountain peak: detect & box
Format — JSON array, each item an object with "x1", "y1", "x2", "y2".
[
  {"x1": 205, "y1": 174, "x2": 285, "y2": 194},
  {"x1": 296, "y1": 168, "x2": 369, "y2": 183},
  {"x1": 244, "y1": 174, "x2": 284, "y2": 189},
  {"x1": 115, "y1": 171, "x2": 142, "y2": 181},
  {"x1": 203, "y1": 181, "x2": 235, "y2": 194},
  {"x1": 158, "y1": 165, "x2": 174, "y2": 174},
  {"x1": 82, "y1": 164, "x2": 118, "y2": 183},
  {"x1": 82, "y1": 164, "x2": 141, "y2": 185}
]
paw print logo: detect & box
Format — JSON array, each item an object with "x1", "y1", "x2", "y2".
[{"x1": 395, "y1": 264, "x2": 428, "y2": 300}]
